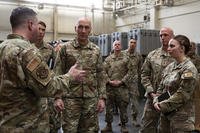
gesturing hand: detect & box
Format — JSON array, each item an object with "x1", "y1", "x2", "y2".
[
  {"x1": 153, "y1": 102, "x2": 161, "y2": 112},
  {"x1": 54, "y1": 98, "x2": 64, "y2": 112},
  {"x1": 96, "y1": 99, "x2": 105, "y2": 113},
  {"x1": 68, "y1": 63, "x2": 86, "y2": 82}
]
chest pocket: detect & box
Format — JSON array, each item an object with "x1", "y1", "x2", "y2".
[
  {"x1": 109, "y1": 56, "x2": 128, "y2": 79},
  {"x1": 163, "y1": 71, "x2": 180, "y2": 93},
  {"x1": 68, "y1": 49, "x2": 98, "y2": 69},
  {"x1": 130, "y1": 57, "x2": 139, "y2": 68}
]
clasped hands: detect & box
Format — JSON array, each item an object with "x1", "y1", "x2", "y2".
[
  {"x1": 150, "y1": 92, "x2": 161, "y2": 112},
  {"x1": 108, "y1": 80, "x2": 123, "y2": 87}
]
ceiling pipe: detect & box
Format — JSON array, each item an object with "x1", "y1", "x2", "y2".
[{"x1": 0, "y1": 0, "x2": 103, "y2": 11}]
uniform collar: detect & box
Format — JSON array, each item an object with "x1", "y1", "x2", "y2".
[
  {"x1": 160, "y1": 47, "x2": 171, "y2": 57},
  {"x1": 37, "y1": 41, "x2": 49, "y2": 49},
  {"x1": 7, "y1": 34, "x2": 28, "y2": 42},
  {"x1": 111, "y1": 51, "x2": 124, "y2": 58},
  {"x1": 173, "y1": 58, "x2": 190, "y2": 69},
  {"x1": 127, "y1": 49, "x2": 137, "y2": 56},
  {"x1": 73, "y1": 38, "x2": 93, "y2": 49}
]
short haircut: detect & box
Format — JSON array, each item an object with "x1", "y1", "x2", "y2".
[
  {"x1": 10, "y1": 6, "x2": 37, "y2": 29},
  {"x1": 75, "y1": 17, "x2": 91, "y2": 27},
  {"x1": 190, "y1": 41, "x2": 196, "y2": 47},
  {"x1": 112, "y1": 40, "x2": 121, "y2": 47},
  {"x1": 173, "y1": 35, "x2": 190, "y2": 54},
  {"x1": 38, "y1": 21, "x2": 46, "y2": 28}
]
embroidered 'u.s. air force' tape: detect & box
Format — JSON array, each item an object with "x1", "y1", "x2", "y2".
[{"x1": 26, "y1": 57, "x2": 52, "y2": 86}]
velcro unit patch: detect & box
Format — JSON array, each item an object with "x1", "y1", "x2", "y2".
[
  {"x1": 32, "y1": 62, "x2": 52, "y2": 86},
  {"x1": 26, "y1": 57, "x2": 41, "y2": 72}
]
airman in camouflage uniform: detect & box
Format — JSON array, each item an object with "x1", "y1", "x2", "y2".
[
  {"x1": 188, "y1": 42, "x2": 200, "y2": 130},
  {"x1": 140, "y1": 27, "x2": 174, "y2": 133},
  {"x1": 124, "y1": 38, "x2": 143, "y2": 127},
  {"x1": 187, "y1": 41, "x2": 200, "y2": 73},
  {"x1": 36, "y1": 21, "x2": 56, "y2": 69},
  {"x1": 35, "y1": 20, "x2": 59, "y2": 133},
  {"x1": 0, "y1": 7, "x2": 85, "y2": 133},
  {"x1": 101, "y1": 40, "x2": 131, "y2": 133},
  {"x1": 54, "y1": 17, "x2": 106, "y2": 133},
  {"x1": 153, "y1": 35, "x2": 198, "y2": 133}
]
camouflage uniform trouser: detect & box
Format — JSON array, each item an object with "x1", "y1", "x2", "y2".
[
  {"x1": 105, "y1": 85, "x2": 129, "y2": 124},
  {"x1": 62, "y1": 97, "x2": 99, "y2": 133},
  {"x1": 48, "y1": 98, "x2": 62, "y2": 133},
  {"x1": 0, "y1": 126, "x2": 49, "y2": 133},
  {"x1": 139, "y1": 98, "x2": 160, "y2": 133},
  {"x1": 0, "y1": 126, "x2": 32, "y2": 133},
  {"x1": 159, "y1": 113, "x2": 195, "y2": 133},
  {"x1": 128, "y1": 82, "x2": 140, "y2": 121},
  {"x1": 38, "y1": 97, "x2": 50, "y2": 133},
  {"x1": 0, "y1": 110, "x2": 50, "y2": 133},
  {"x1": 129, "y1": 93, "x2": 139, "y2": 121}
]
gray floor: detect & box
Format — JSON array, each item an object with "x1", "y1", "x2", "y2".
[{"x1": 98, "y1": 98, "x2": 146, "y2": 133}]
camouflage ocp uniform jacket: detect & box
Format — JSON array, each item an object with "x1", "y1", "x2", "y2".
[
  {"x1": 54, "y1": 39, "x2": 106, "y2": 99},
  {"x1": 188, "y1": 53, "x2": 200, "y2": 73},
  {"x1": 36, "y1": 41, "x2": 57, "y2": 131},
  {"x1": 124, "y1": 49, "x2": 143, "y2": 80},
  {"x1": 141, "y1": 47, "x2": 174, "y2": 97},
  {"x1": 37, "y1": 41, "x2": 56, "y2": 69},
  {"x1": 104, "y1": 51, "x2": 133, "y2": 102},
  {"x1": 124, "y1": 49, "x2": 143, "y2": 95},
  {"x1": 155, "y1": 58, "x2": 198, "y2": 120},
  {"x1": 104, "y1": 51, "x2": 132, "y2": 85},
  {"x1": 0, "y1": 34, "x2": 74, "y2": 133}
]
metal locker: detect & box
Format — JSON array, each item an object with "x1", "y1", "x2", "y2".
[
  {"x1": 98, "y1": 34, "x2": 111, "y2": 56},
  {"x1": 89, "y1": 36, "x2": 99, "y2": 45},
  {"x1": 127, "y1": 28, "x2": 160, "y2": 55}
]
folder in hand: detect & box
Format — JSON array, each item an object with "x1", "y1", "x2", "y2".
[{"x1": 157, "y1": 91, "x2": 170, "y2": 102}]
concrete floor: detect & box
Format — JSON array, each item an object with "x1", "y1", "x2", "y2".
[{"x1": 98, "y1": 98, "x2": 145, "y2": 133}]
